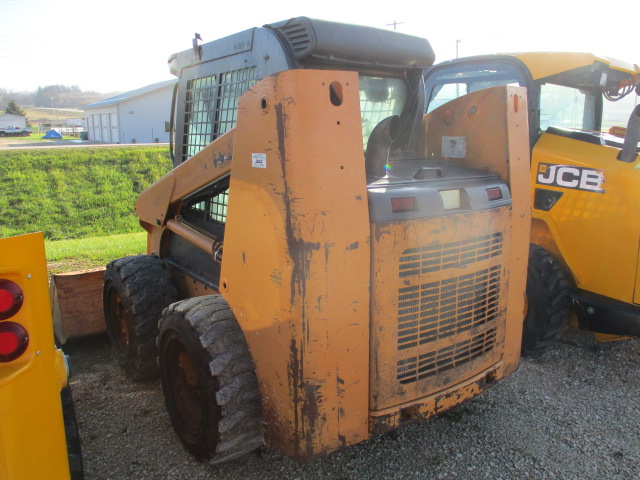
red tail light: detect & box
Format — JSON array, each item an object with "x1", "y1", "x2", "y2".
[
  {"x1": 0, "y1": 279, "x2": 24, "y2": 320},
  {"x1": 486, "y1": 187, "x2": 503, "y2": 201},
  {"x1": 0, "y1": 321, "x2": 29, "y2": 362},
  {"x1": 391, "y1": 197, "x2": 417, "y2": 212}
]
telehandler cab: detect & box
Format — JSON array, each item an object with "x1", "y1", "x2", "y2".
[
  {"x1": 103, "y1": 18, "x2": 531, "y2": 463},
  {"x1": 424, "y1": 52, "x2": 640, "y2": 354}
]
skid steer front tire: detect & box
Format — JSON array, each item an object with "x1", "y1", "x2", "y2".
[
  {"x1": 521, "y1": 244, "x2": 572, "y2": 355},
  {"x1": 103, "y1": 255, "x2": 178, "y2": 380},
  {"x1": 157, "y1": 295, "x2": 263, "y2": 463}
]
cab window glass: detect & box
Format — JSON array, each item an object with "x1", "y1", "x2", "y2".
[
  {"x1": 539, "y1": 84, "x2": 596, "y2": 131},
  {"x1": 425, "y1": 63, "x2": 526, "y2": 113},
  {"x1": 602, "y1": 93, "x2": 639, "y2": 133},
  {"x1": 359, "y1": 76, "x2": 408, "y2": 149}
]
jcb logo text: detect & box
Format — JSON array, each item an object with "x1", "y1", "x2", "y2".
[{"x1": 536, "y1": 163, "x2": 604, "y2": 193}]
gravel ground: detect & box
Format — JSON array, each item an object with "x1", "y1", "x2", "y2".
[{"x1": 66, "y1": 328, "x2": 640, "y2": 480}]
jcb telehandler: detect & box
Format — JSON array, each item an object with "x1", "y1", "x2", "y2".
[
  {"x1": 424, "y1": 52, "x2": 640, "y2": 354},
  {"x1": 103, "y1": 18, "x2": 531, "y2": 463},
  {"x1": 0, "y1": 233, "x2": 84, "y2": 479}
]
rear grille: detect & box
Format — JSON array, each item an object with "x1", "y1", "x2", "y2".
[
  {"x1": 397, "y1": 265, "x2": 501, "y2": 350},
  {"x1": 399, "y1": 233, "x2": 502, "y2": 278},
  {"x1": 397, "y1": 328, "x2": 497, "y2": 384}
]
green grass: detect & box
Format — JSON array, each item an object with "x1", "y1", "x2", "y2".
[
  {"x1": 45, "y1": 231, "x2": 147, "y2": 274},
  {"x1": 24, "y1": 107, "x2": 84, "y2": 122},
  {"x1": 0, "y1": 146, "x2": 172, "y2": 240}
]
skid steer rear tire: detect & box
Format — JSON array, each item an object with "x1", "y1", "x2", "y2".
[
  {"x1": 103, "y1": 255, "x2": 178, "y2": 380},
  {"x1": 157, "y1": 295, "x2": 263, "y2": 463},
  {"x1": 521, "y1": 244, "x2": 572, "y2": 355}
]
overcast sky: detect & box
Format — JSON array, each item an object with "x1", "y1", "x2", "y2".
[{"x1": 1, "y1": 0, "x2": 638, "y2": 94}]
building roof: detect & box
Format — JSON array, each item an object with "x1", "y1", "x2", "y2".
[{"x1": 82, "y1": 79, "x2": 177, "y2": 110}]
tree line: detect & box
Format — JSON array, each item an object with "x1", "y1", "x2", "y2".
[{"x1": 0, "y1": 84, "x2": 114, "y2": 109}]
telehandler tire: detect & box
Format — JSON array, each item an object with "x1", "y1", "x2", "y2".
[
  {"x1": 157, "y1": 295, "x2": 263, "y2": 463},
  {"x1": 521, "y1": 244, "x2": 571, "y2": 355},
  {"x1": 103, "y1": 255, "x2": 178, "y2": 380}
]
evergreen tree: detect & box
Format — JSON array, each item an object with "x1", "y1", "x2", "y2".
[{"x1": 4, "y1": 100, "x2": 26, "y2": 117}]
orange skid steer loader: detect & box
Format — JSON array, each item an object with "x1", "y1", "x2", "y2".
[{"x1": 103, "y1": 18, "x2": 531, "y2": 463}]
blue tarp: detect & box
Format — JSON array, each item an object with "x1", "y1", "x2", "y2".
[{"x1": 42, "y1": 129, "x2": 62, "y2": 139}]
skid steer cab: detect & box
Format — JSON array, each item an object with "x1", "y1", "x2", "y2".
[
  {"x1": 0, "y1": 232, "x2": 83, "y2": 479},
  {"x1": 103, "y1": 17, "x2": 531, "y2": 463},
  {"x1": 424, "y1": 52, "x2": 640, "y2": 354}
]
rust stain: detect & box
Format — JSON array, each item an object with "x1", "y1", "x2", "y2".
[
  {"x1": 369, "y1": 372, "x2": 492, "y2": 435},
  {"x1": 374, "y1": 223, "x2": 391, "y2": 242},
  {"x1": 346, "y1": 241, "x2": 359, "y2": 251},
  {"x1": 212, "y1": 152, "x2": 231, "y2": 168},
  {"x1": 270, "y1": 269, "x2": 282, "y2": 287},
  {"x1": 302, "y1": 381, "x2": 324, "y2": 457},
  {"x1": 275, "y1": 103, "x2": 321, "y2": 310},
  {"x1": 288, "y1": 338, "x2": 303, "y2": 458}
]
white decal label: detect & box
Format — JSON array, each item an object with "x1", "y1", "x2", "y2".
[
  {"x1": 252, "y1": 153, "x2": 267, "y2": 168},
  {"x1": 536, "y1": 163, "x2": 604, "y2": 193},
  {"x1": 442, "y1": 136, "x2": 466, "y2": 158}
]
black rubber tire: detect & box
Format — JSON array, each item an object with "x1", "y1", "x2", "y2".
[
  {"x1": 521, "y1": 244, "x2": 572, "y2": 355},
  {"x1": 103, "y1": 255, "x2": 178, "y2": 380},
  {"x1": 61, "y1": 385, "x2": 85, "y2": 480},
  {"x1": 158, "y1": 295, "x2": 263, "y2": 464}
]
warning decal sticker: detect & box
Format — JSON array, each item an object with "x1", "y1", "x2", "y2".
[{"x1": 252, "y1": 153, "x2": 267, "y2": 168}]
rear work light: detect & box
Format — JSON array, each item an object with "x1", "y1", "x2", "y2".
[
  {"x1": 0, "y1": 321, "x2": 29, "y2": 362},
  {"x1": 0, "y1": 279, "x2": 23, "y2": 320}
]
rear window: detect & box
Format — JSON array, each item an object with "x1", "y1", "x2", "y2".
[
  {"x1": 425, "y1": 63, "x2": 526, "y2": 113},
  {"x1": 360, "y1": 76, "x2": 408, "y2": 148}
]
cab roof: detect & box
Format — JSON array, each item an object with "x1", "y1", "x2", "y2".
[{"x1": 498, "y1": 52, "x2": 639, "y2": 80}]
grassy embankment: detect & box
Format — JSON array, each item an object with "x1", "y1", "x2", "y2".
[{"x1": 0, "y1": 146, "x2": 172, "y2": 273}]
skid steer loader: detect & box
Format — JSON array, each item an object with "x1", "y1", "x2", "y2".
[
  {"x1": 424, "y1": 52, "x2": 640, "y2": 354},
  {"x1": 103, "y1": 17, "x2": 531, "y2": 463}
]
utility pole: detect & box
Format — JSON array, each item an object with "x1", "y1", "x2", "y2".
[{"x1": 386, "y1": 20, "x2": 405, "y2": 30}]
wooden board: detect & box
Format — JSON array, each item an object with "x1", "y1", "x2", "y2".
[{"x1": 50, "y1": 267, "x2": 106, "y2": 343}]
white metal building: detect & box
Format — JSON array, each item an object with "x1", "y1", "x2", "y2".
[
  {"x1": 82, "y1": 79, "x2": 176, "y2": 144},
  {"x1": 0, "y1": 114, "x2": 27, "y2": 129}
]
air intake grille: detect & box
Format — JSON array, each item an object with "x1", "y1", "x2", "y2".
[
  {"x1": 397, "y1": 265, "x2": 501, "y2": 351},
  {"x1": 399, "y1": 233, "x2": 503, "y2": 278},
  {"x1": 397, "y1": 328, "x2": 497, "y2": 384},
  {"x1": 278, "y1": 23, "x2": 312, "y2": 57}
]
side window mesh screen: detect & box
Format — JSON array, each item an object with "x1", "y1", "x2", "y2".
[
  {"x1": 182, "y1": 67, "x2": 257, "y2": 163},
  {"x1": 183, "y1": 75, "x2": 217, "y2": 160},
  {"x1": 188, "y1": 189, "x2": 229, "y2": 225}
]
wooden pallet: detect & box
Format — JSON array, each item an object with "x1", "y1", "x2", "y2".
[{"x1": 50, "y1": 268, "x2": 106, "y2": 343}]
